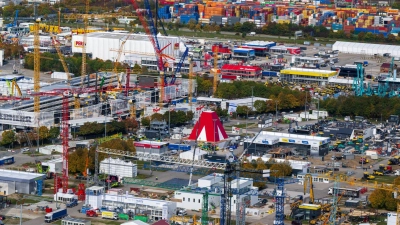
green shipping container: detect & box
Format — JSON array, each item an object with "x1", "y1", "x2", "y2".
[
  {"x1": 119, "y1": 213, "x2": 129, "y2": 220},
  {"x1": 134, "y1": 215, "x2": 149, "y2": 222}
]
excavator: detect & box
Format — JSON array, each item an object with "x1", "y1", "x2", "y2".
[{"x1": 36, "y1": 161, "x2": 53, "y2": 179}]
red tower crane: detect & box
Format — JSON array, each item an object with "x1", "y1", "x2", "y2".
[{"x1": 29, "y1": 87, "x2": 99, "y2": 193}]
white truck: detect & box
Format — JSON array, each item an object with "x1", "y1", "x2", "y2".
[{"x1": 101, "y1": 211, "x2": 118, "y2": 220}]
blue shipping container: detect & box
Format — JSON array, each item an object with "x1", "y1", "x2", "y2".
[{"x1": 168, "y1": 144, "x2": 191, "y2": 151}]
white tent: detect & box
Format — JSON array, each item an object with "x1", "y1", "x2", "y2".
[
  {"x1": 179, "y1": 148, "x2": 208, "y2": 160},
  {"x1": 332, "y1": 41, "x2": 400, "y2": 57},
  {"x1": 121, "y1": 220, "x2": 149, "y2": 225}
]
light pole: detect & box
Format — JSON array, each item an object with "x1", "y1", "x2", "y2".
[
  {"x1": 212, "y1": 119, "x2": 217, "y2": 146},
  {"x1": 304, "y1": 90, "x2": 308, "y2": 121},
  {"x1": 275, "y1": 100, "x2": 279, "y2": 130},
  {"x1": 16, "y1": 199, "x2": 23, "y2": 225}
]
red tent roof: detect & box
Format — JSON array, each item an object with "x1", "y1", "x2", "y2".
[{"x1": 188, "y1": 111, "x2": 228, "y2": 142}]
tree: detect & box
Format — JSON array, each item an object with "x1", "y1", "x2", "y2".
[
  {"x1": 38, "y1": 126, "x2": 49, "y2": 144},
  {"x1": 369, "y1": 189, "x2": 389, "y2": 209},
  {"x1": 124, "y1": 117, "x2": 139, "y2": 133},
  {"x1": 49, "y1": 127, "x2": 60, "y2": 139},
  {"x1": 236, "y1": 106, "x2": 250, "y2": 117},
  {"x1": 141, "y1": 117, "x2": 150, "y2": 127},
  {"x1": 151, "y1": 113, "x2": 164, "y2": 121},
  {"x1": 1, "y1": 130, "x2": 15, "y2": 147},
  {"x1": 187, "y1": 19, "x2": 196, "y2": 30},
  {"x1": 195, "y1": 24, "x2": 202, "y2": 32},
  {"x1": 254, "y1": 100, "x2": 267, "y2": 114},
  {"x1": 270, "y1": 163, "x2": 292, "y2": 177},
  {"x1": 255, "y1": 158, "x2": 267, "y2": 170}
]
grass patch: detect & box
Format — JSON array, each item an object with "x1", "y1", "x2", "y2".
[
  {"x1": 374, "y1": 175, "x2": 396, "y2": 184},
  {"x1": 136, "y1": 174, "x2": 152, "y2": 179}
]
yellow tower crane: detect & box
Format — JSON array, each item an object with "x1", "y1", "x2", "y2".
[
  {"x1": 303, "y1": 174, "x2": 315, "y2": 203},
  {"x1": 33, "y1": 19, "x2": 41, "y2": 113},
  {"x1": 111, "y1": 33, "x2": 131, "y2": 89},
  {"x1": 81, "y1": 0, "x2": 89, "y2": 87},
  {"x1": 212, "y1": 47, "x2": 219, "y2": 95}
]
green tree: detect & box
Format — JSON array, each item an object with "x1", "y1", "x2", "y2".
[
  {"x1": 151, "y1": 113, "x2": 164, "y2": 121},
  {"x1": 141, "y1": 117, "x2": 150, "y2": 127},
  {"x1": 254, "y1": 100, "x2": 267, "y2": 114},
  {"x1": 1, "y1": 130, "x2": 15, "y2": 147},
  {"x1": 236, "y1": 106, "x2": 250, "y2": 117},
  {"x1": 49, "y1": 127, "x2": 60, "y2": 139}
]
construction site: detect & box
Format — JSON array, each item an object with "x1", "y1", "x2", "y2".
[{"x1": 2, "y1": 0, "x2": 400, "y2": 224}]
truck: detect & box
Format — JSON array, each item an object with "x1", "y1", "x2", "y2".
[
  {"x1": 86, "y1": 210, "x2": 98, "y2": 217},
  {"x1": 44, "y1": 208, "x2": 67, "y2": 223},
  {"x1": 66, "y1": 199, "x2": 78, "y2": 208},
  {"x1": 262, "y1": 71, "x2": 280, "y2": 77},
  {"x1": 102, "y1": 211, "x2": 119, "y2": 220}
]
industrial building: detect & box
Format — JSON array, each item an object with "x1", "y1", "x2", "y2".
[
  {"x1": 220, "y1": 64, "x2": 262, "y2": 80},
  {"x1": 0, "y1": 169, "x2": 45, "y2": 195},
  {"x1": 173, "y1": 174, "x2": 258, "y2": 212},
  {"x1": 71, "y1": 32, "x2": 201, "y2": 73},
  {"x1": 99, "y1": 157, "x2": 138, "y2": 178},
  {"x1": 321, "y1": 120, "x2": 376, "y2": 140},
  {"x1": 280, "y1": 68, "x2": 338, "y2": 85},
  {"x1": 85, "y1": 186, "x2": 176, "y2": 221},
  {"x1": 333, "y1": 41, "x2": 400, "y2": 57},
  {"x1": 241, "y1": 41, "x2": 276, "y2": 56},
  {"x1": 244, "y1": 131, "x2": 330, "y2": 156},
  {"x1": 134, "y1": 140, "x2": 169, "y2": 155}
]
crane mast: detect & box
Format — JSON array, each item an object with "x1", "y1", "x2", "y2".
[{"x1": 33, "y1": 19, "x2": 40, "y2": 113}]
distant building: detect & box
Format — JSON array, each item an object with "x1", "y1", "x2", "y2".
[{"x1": 0, "y1": 169, "x2": 45, "y2": 195}]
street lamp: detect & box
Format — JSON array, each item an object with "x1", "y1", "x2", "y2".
[
  {"x1": 16, "y1": 199, "x2": 23, "y2": 225},
  {"x1": 212, "y1": 119, "x2": 217, "y2": 147}
]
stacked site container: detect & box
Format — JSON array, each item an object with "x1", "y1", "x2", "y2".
[{"x1": 158, "y1": 5, "x2": 172, "y2": 19}]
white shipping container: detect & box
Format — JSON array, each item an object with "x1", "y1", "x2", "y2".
[{"x1": 100, "y1": 157, "x2": 138, "y2": 179}]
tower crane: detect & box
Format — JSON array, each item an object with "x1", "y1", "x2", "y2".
[
  {"x1": 110, "y1": 33, "x2": 132, "y2": 90},
  {"x1": 131, "y1": 0, "x2": 175, "y2": 105},
  {"x1": 33, "y1": 19, "x2": 40, "y2": 114},
  {"x1": 29, "y1": 87, "x2": 99, "y2": 193},
  {"x1": 212, "y1": 47, "x2": 219, "y2": 95}
]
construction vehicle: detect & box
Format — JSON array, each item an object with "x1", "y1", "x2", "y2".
[
  {"x1": 44, "y1": 208, "x2": 67, "y2": 223},
  {"x1": 359, "y1": 157, "x2": 369, "y2": 164},
  {"x1": 363, "y1": 172, "x2": 375, "y2": 180},
  {"x1": 388, "y1": 156, "x2": 400, "y2": 165},
  {"x1": 373, "y1": 170, "x2": 384, "y2": 176},
  {"x1": 101, "y1": 211, "x2": 118, "y2": 220},
  {"x1": 86, "y1": 210, "x2": 98, "y2": 217},
  {"x1": 66, "y1": 199, "x2": 78, "y2": 208}
]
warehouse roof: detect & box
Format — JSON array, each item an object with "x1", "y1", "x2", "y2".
[
  {"x1": 82, "y1": 32, "x2": 180, "y2": 41},
  {"x1": 0, "y1": 169, "x2": 45, "y2": 181},
  {"x1": 281, "y1": 67, "x2": 337, "y2": 77},
  {"x1": 243, "y1": 41, "x2": 275, "y2": 47}
]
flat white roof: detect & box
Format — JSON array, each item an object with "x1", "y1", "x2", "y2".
[
  {"x1": 249, "y1": 131, "x2": 330, "y2": 145},
  {"x1": 284, "y1": 67, "x2": 334, "y2": 74},
  {"x1": 0, "y1": 169, "x2": 44, "y2": 180},
  {"x1": 233, "y1": 48, "x2": 254, "y2": 51},
  {"x1": 137, "y1": 140, "x2": 168, "y2": 146},
  {"x1": 44, "y1": 158, "x2": 63, "y2": 164},
  {"x1": 227, "y1": 97, "x2": 269, "y2": 105},
  {"x1": 196, "y1": 97, "x2": 224, "y2": 102},
  {"x1": 243, "y1": 41, "x2": 275, "y2": 46}
]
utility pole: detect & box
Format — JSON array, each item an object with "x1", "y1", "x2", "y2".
[
  {"x1": 305, "y1": 91, "x2": 308, "y2": 121},
  {"x1": 275, "y1": 101, "x2": 278, "y2": 130}
]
